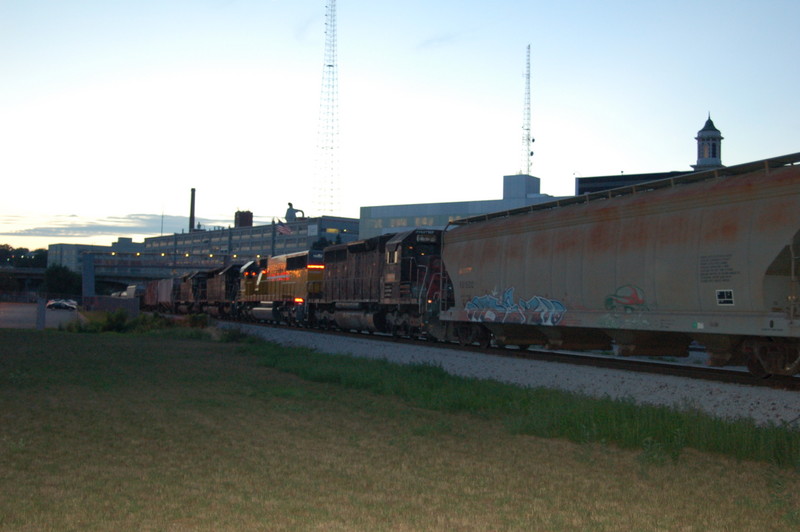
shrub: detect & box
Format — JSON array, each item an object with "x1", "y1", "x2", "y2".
[
  {"x1": 102, "y1": 309, "x2": 128, "y2": 332},
  {"x1": 188, "y1": 313, "x2": 209, "y2": 329}
]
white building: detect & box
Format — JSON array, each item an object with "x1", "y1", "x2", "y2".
[{"x1": 359, "y1": 174, "x2": 556, "y2": 239}]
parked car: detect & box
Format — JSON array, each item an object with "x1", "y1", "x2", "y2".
[{"x1": 46, "y1": 299, "x2": 77, "y2": 311}]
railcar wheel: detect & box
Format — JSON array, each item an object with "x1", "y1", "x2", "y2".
[
  {"x1": 742, "y1": 339, "x2": 771, "y2": 379},
  {"x1": 746, "y1": 355, "x2": 770, "y2": 379},
  {"x1": 785, "y1": 349, "x2": 800, "y2": 375},
  {"x1": 477, "y1": 328, "x2": 492, "y2": 349},
  {"x1": 456, "y1": 325, "x2": 473, "y2": 346}
]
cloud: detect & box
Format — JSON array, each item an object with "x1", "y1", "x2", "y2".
[
  {"x1": 0, "y1": 214, "x2": 284, "y2": 239},
  {"x1": 1, "y1": 212, "x2": 284, "y2": 248},
  {"x1": 0, "y1": 213, "x2": 205, "y2": 240},
  {"x1": 416, "y1": 32, "x2": 461, "y2": 50}
]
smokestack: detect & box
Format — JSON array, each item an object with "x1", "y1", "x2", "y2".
[{"x1": 189, "y1": 188, "x2": 196, "y2": 232}]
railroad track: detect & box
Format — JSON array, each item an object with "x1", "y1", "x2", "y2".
[{"x1": 218, "y1": 318, "x2": 800, "y2": 391}]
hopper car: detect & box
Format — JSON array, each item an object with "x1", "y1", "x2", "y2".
[
  {"x1": 436, "y1": 153, "x2": 800, "y2": 377},
  {"x1": 139, "y1": 153, "x2": 800, "y2": 376}
]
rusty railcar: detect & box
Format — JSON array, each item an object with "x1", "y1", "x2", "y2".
[
  {"x1": 204, "y1": 264, "x2": 243, "y2": 316},
  {"x1": 175, "y1": 271, "x2": 209, "y2": 314},
  {"x1": 143, "y1": 278, "x2": 179, "y2": 312},
  {"x1": 317, "y1": 229, "x2": 445, "y2": 335},
  {"x1": 143, "y1": 280, "x2": 159, "y2": 310},
  {"x1": 438, "y1": 153, "x2": 800, "y2": 376}
]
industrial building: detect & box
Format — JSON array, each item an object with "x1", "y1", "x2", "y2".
[
  {"x1": 359, "y1": 173, "x2": 556, "y2": 239},
  {"x1": 47, "y1": 238, "x2": 145, "y2": 273},
  {"x1": 142, "y1": 214, "x2": 358, "y2": 260}
]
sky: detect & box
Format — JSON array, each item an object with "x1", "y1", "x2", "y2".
[{"x1": 2, "y1": 0, "x2": 798, "y2": 250}]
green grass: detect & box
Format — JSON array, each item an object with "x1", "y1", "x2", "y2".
[
  {"x1": 2, "y1": 327, "x2": 800, "y2": 530},
  {"x1": 247, "y1": 341, "x2": 800, "y2": 468}
]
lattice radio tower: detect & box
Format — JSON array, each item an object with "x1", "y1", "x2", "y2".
[
  {"x1": 314, "y1": 0, "x2": 340, "y2": 215},
  {"x1": 520, "y1": 44, "x2": 535, "y2": 175}
]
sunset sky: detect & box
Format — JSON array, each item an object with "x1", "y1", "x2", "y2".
[{"x1": 2, "y1": 0, "x2": 798, "y2": 250}]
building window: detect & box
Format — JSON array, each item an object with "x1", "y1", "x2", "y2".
[{"x1": 390, "y1": 218, "x2": 409, "y2": 228}]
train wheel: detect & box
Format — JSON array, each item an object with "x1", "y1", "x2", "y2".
[
  {"x1": 746, "y1": 355, "x2": 770, "y2": 379},
  {"x1": 456, "y1": 325, "x2": 472, "y2": 346},
  {"x1": 476, "y1": 327, "x2": 492, "y2": 349},
  {"x1": 742, "y1": 339, "x2": 771, "y2": 379},
  {"x1": 784, "y1": 348, "x2": 800, "y2": 375}
]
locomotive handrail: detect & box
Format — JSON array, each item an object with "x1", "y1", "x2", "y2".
[{"x1": 449, "y1": 151, "x2": 800, "y2": 226}]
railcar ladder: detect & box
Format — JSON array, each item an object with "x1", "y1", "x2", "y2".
[{"x1": 791, "y1": 244, "x2": 800, "y2": 320}]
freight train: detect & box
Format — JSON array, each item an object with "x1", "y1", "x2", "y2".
[{"x1": 142, "y1": 153, "x2": 800, "y2": 377}]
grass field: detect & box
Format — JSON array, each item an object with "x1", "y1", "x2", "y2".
[{"x1": 1, "y1": 327, "x2": 799, "y2": 530}]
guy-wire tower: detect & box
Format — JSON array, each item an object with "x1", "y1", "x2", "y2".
[
  {"x1": 520, "y1": 44, "x2": 534, "y2": 175},
  {"x1": 314, "y1": 0, "x2": 340, "y2": 215}
]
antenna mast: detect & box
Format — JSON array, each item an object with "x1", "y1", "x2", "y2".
[
  {"x1": 314, "y1": 0, "x2": 340, "y2": 215},
  {"x1": 520, "y1": 44, "x2": 534, "y2": 175}
]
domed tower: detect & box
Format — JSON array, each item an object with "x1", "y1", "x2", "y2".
[{"x1": 692, "y1": 115, "x2": 724, "y2": 171}]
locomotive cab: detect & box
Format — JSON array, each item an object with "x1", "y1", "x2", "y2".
[
  {"x1": 204, "y1": 263, "x2": 243, "y2": 317},
  {"x1": 246, "y1": 250, "x2": 324, "y2": 324},
  {"x1": 176, "y1": 271, "x2": 208, "y2": 314},
  {"x1": 381, "y1": 230, "x2": 446, "y2": 336},
  {"x1": 382, "y1": 230, "x2": 442, "y2": 303},
  {"x1": 318, "y1": 229, "x2": 446, "y2": 337},
  {"x1": 238, "y1": 260, "x2": 262, "y2": 300}
]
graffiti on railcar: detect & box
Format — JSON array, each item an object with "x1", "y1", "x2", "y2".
[
  {"x1": 465, "y1": 287, "x2": 566, "y2": 326},
  {"x1": 600, "y1": 284, "x2": 651, "y2": 329},
  {"x1": 604, "y1": 284, "x2": 649, "y2": 313}
]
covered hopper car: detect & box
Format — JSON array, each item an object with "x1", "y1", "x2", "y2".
[{"x1": 435, "y1": 153, "x2": 800, "y2": 376}]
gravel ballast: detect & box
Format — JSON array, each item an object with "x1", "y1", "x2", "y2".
[{"x1": 222, "y1": 322, "x2": 800, "y2": 428}]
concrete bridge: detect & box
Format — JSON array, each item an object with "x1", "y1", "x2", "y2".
[{"x1": 82, "y1": 252, "x2": 234, "y2": 297}]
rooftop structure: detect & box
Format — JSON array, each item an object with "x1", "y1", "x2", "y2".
[
  {"x1": 359, "y1": 174, "x2": 556, "y2": 239},
  {"x1": 576, "y1": 116, "x2": 726, "y2": 195}
]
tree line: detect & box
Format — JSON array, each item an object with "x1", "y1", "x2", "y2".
[
  {"x1": 1, "y1": 244, "x2": 48, "y2": 268},
  {"x1": 1, "y1": 244, "x2": 81, "y2": 296}
]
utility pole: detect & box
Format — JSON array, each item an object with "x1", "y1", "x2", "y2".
[{"x1": 314, "y1": 0, "x2": 340, "y2": 215}]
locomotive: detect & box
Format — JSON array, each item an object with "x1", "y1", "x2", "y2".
[{"x1": 143, "y1": 152, "x2": 800, "y2": 377}]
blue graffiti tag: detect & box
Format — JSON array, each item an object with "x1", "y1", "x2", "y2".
[{"x1": 465, "y1": 287, "x2": 566, "y2": 326}]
